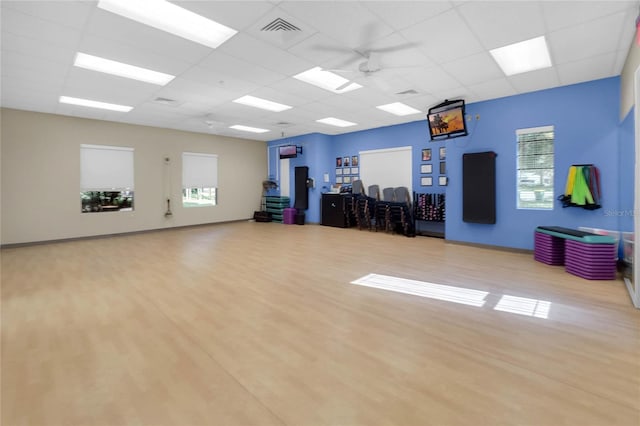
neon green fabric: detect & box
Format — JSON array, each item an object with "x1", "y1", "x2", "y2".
[{"x1": 570, "y1": 166, "x2": 594, "y2": 205}]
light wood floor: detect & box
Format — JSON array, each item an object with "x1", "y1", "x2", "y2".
[{"x1": 2, "y1": 222, "x2": 639, "y2": 426}]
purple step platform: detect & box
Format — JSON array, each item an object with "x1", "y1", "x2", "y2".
[
  {"x1": 283, "y1": 208, "x2": 296, "y2": 225},
  {"x1": 534, "y1": 230, "x2": 616, "y2": 280},
  {"x1": 565, "y1": 239, "x2": 616, "y2": 280},
  {"x1": 534, "y1": 232, "x2": 565, "y2": 265}
]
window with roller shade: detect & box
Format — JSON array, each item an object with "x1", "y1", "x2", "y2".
[
  {"x1": 182, "y1": 152, "x2": 218, "y2": 207},
  {"x1": 516, "y1": 126, "x2": 554, "y2": 210},
  {"x1": 80, "y1": 144, "x2": 134, "y2": 213}
]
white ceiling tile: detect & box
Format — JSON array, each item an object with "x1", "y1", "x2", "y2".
[
  {"x1": 1, "y1": 7, "x2": 83, "y2": 49},
  {"x1": 197, "y1": 50, "x2": 288, "y2": 86},
  {"x1": 2, "y1": 0, "x2": 93, "y2": 30},
  {"x1": 402, "y1": 66, "x2": 461, "y2": 95},
  {"x1": 508, "y1": 67, "x2": 561, "y2": 94},
  {"x1": 177, "y1": 1, "x2": 277, "y2": 32},
  {"x1": 77, "y1": 35, "x2": 194, "y2": 76},
  {"x1": 279, "y1": 1, "x2": 395, "y2": 49},
  {"x1": 401, "y1": 9, "x2": 484, "y2": 64},
  {"x1": 364, "y1": 1, "x2": 454, "y2": 31},
  {"x1": 179, "y1": 66, "x2": 259, "y2": 95},
  {"x1": 62, "y1": 67, "x2": 163, "y2": 100},
  {"x1": 556, "y1": 52, "x2": 619, "y2": 86},
  {"x1": 441, "y1": 53, "x2": 503, "y2": 86},
  {"x1": 1, "y1": 31, "x2": 75, "y2": 66},
  {"x1": 217, "y1": 33, "x2": 313, "y2": 75},
  {"x1": 457, "y1": 1, "x2": 546, "y2": 49},
  {"x1": 548, "y1": 11, "x2": 629, "y2": 65},
  {"x1": 542, "y1": 1, "x2": 637, "y2": 32},
  {"x1": 156, "y1": 77, "x2": 242, "y2": 107},
  {"x1": 466, "y1": 77, "x2": 517, "y2": 102}
]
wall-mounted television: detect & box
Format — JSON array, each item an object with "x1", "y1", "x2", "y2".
[
  {"x1": 427, "y1": 99, "x2": 467, "y2": 141},
  {"x1": 279, "y1": 145, "x2": 298, "y2": 159}
]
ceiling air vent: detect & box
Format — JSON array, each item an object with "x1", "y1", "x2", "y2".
[{"x1": 261, "y1": 18, "x2": 301, "y2": 31}]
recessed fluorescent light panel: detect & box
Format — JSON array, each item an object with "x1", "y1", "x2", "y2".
[
  {"x1": 59, "y1": 96, "x2": 133, "y2": 112},
  {"x1": 74, "y1": 53, "x2": 175, "y2": 86},
  {"x1": 316, "y1": 117, "x2": 357, "y2": 127},
  {"x1": 490, "y1": 36, "x2": 552, "y2": 76},
  {"x1": 376, "y1": 102, "x2": 421, "y2": 116},
  {"x1": 233, "y1": 95, "x2": 292, "y2": 112},
  {"x1": 294, "y1": 67, "x2": 362, "y2": 94},
  {"x1": 229, "y1": 125, "x2": 270, "y2": 133},
  {"x1": 97, "y1": 0, "x2": 237, "y2": 49}
]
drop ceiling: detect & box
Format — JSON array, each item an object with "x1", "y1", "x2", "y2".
[{"x1": 1, "y1": 1, "x2": 637, "y2": 141}]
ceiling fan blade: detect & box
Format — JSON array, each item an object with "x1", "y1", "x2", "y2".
[{"x1": 370, "y1": 41, "x2": 420, "y2": 54}]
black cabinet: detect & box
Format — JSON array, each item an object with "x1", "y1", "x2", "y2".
[{"x1": 321, "y1": 193, "x2": 347, "y2": 228}]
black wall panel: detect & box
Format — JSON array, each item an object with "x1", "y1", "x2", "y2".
[
  {"x1": 463, "y1": 151, "x2": 497, "y2": 224},
  {"x1": 294, "y1": 166, "x2": 309, "y2": 210}
]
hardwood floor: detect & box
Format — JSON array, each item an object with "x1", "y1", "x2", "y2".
[{"x1": 2, "y1": 222, "x2": 639, "y2": 425}]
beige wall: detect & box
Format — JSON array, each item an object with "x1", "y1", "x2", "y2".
[
  {"x1": 621, "y1": 29, "x2": 640, "y2": 120},
  {"x1": 1, "y1": 108, "x2": 267, "y2": 245}
]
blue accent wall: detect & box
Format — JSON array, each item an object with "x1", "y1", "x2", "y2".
[{"x1": 268, "y1": 77, "x2": 629, "y2": 250}]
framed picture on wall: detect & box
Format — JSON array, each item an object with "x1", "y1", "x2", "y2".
[
  {"x1": 343, "y1": 167, "x2": 351, "y2": 175},
  {"x1": 343, "y1": 156, "x2": 350, "y2": 167},
  {"x1": 420, "y1": 164, "x2": 432, "y2": 174},
  {"x1": 439, "y1": 147, "x2": 446, "y2": 160},
  {"x1": 336, "y1": 168, "x2": 343, "y2": 175},
  {"x1": 351, "y1": 167, "x2": 359, "y2": 174},
  {"x1": 352, "y1": 155, "x2": 359, "y2": 166},
  {"x1": 440, "y1": 161, "x2": 446, "y2": 174},
  {"x1": 343, "y1": 176, "x2": 351, "y2": 184},
  {"x1": 421, "y1": 148, "x2": 432, "y2": 161},
  {"x1": 336, "y1": 176, "x2": 343, "y2": 184},
  {"x1": 336, "y1": 157, "x2": 342, "y2": 167},
  {"x1": 421, "y1": 177, "x2": 433, "y2": 186},
  {"x1": 439, "y1": 176, "x2": 448, "y2": 186}
]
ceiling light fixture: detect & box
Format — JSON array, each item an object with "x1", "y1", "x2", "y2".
[
  {"x1": 59, "y1": 96, "x2": 133, "y2": 112},
  {"x1": 316, "y1": 117, "x2": 357, "y2": 127},
  {"x1": 233, "y1": 95, "x2": 292, "y2": 112},
  {"x1": 74, "y1": 53, "x2": 175, "y2": 86},
  {"x1": 230, "y1": 125, "x2": 270, "y2": 133},
  {"x1": 490, "y1": 36, "x2": 552, "y2": 76},
  {"x1": 294, "y1": 67, "x2": 362, "y2": 94},
  {"x1": 97, "y1": 0, "x2": 237, "y2": 49},
  {"x1": 376, "y1": 102, "x2": 421, "y2": 116}
]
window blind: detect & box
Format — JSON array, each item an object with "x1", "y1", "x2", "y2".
[
  {"x1": 80, "y1": 144, "x2": 134, "y2": 190},
  {"x1": 182, "y1": 152, "x2": 218, "y2": 188}
]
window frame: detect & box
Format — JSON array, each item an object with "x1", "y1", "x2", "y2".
[{"x1": 516, "y1": 125, "x2": 554, "y2": 210}]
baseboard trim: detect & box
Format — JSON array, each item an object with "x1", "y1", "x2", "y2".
[
  {"x1": 445, "y1": 239, "x2": 533, "y2": 254},
  {"x1": 1, "y1": 219, "x2": 251, "y2": 249}
]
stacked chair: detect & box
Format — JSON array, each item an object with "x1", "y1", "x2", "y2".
[{"x1": 345, "y1": 180, "x2": 415, "y2": 237}]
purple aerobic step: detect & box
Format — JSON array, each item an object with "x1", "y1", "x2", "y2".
[
  {"x1": 564, "y1": 240, "x2": 616, "y2": 280},
  {"x1": 534, "y1": 232, "x2": 565, "y2": 265}
]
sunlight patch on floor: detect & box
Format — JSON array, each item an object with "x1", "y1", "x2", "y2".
[
  {"x1": 350, "y1": 274, "x2": 552, "y2": 319},
  {"x1": 351, "y1": 273, "x2": 489, "y2": 307}
]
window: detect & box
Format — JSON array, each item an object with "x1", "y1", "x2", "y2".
[
  {"x1": 182, "y1": 152, "x2": 218, "y2": 207},
  {"x1": 80, "y1": 144, "x2": 134, "y2": 213},
  {"x1": 516, "y1": 126, "x2": 554, "y2": 209}
]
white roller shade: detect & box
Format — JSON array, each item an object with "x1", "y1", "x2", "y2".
[
  {"x1": 182, "y1": 152, "x2": 218, "y2": 188},
  {"x1": 359, "y1": 146, "x2": 412, "y2": 194},
  {"x1": 80, "y1": 144, "x2": 134, "y2": 190}
]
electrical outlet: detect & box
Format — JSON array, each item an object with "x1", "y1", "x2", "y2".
[
  {"x1": 466, "y1": 114, "x2": 472, "y2": 121},
  {"x1": 476, "y1": 114, "x2": 480, "y2": 120}
]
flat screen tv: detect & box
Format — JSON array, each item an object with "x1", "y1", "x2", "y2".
[
  {"x1": 279, "y1": 145, "x2": 297, "y2": 159},
  {"x1": 427, "y1": 99, "x2": 467, "y2": 141}
]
